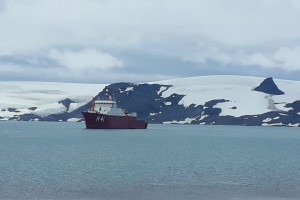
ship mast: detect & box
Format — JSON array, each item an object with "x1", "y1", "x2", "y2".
[
  {"x1": 105, "y1": 88, "x2": 110, "y2": 100},
  {"x1": 91, "y1": 97, "x2": 95, "y2": 111}
]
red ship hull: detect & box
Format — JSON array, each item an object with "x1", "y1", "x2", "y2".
[{"x1": 82, "y1": 112, "x2": 148, "y2": 129}]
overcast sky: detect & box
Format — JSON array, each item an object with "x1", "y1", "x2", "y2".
[{"x1": 1, "y1": 0, "x2": 300, "y2": 83}]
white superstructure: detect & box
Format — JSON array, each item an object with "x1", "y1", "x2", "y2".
[
  {"x1": 90, "y1": 93, "x2": 137, "y2": 117},
  {"x1": 93, "y1": 99, "x2": 125, "y2": 116}
]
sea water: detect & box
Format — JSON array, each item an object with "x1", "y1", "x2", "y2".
[{"x1": 0, "y1": 122, "x2": 300, "y2": 200}]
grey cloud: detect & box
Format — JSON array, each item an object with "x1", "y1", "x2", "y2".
[
  {"x1": 0, "y1": 55, "x2": 60, "y2": 69},
  {"x1": 1, "y1": 0, "x2": 300, "y2": 82},
  {"x1": 0, "y1": 0, "x2": 8, "y2": 12},
  {"x1": 183, "y1": 46, "x2": 300, "y2": 72},
  {"x1": 2, "y1": 0, "x2": 300, "y2": 53}
]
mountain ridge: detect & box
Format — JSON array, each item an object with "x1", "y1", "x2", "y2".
[{"x1": 0, "y1": 75, "x2": 299, "y2": 127}]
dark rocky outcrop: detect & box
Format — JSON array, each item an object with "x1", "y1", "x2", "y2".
[
  {"x1": 59, "y1": 98, "x2": 75, "y2": 111},
  {"x1": 253, "y1": 77, "x2": 284, "y2": 95},
  {"x1": 19, "y1": 114, "x2": 41, "y2": 121},
  {"x1": 285, "y1": 100, "x2": 300, "y2": 113},
  {"x1": 7, "y1": 108, "x2": 20, "y2": 112},
  {"x1": 28, "y1": 107, "x2": 37, "y2": 111}
]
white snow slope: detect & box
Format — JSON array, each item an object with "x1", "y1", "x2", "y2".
[
  {"x1": 0, "y1": 82, "x2": 106, "y2": 120},
  {"x1": 154, "y1": 75, "x2": 300, "y2": 117},
  {"x1": 0, "y1": 75, "x2": 300, "y2": 122}
]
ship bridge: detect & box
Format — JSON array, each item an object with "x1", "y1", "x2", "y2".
[
  {"x1": 93, "y1": 99, "x2": 125, "y2": 116},
  {"x1": 95, "y1": 100, "x2": 117, "y2": 108}
]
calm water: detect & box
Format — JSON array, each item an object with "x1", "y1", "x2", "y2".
[{"x1": 0, "y1": 122, "x2": 300, "y2": 200}]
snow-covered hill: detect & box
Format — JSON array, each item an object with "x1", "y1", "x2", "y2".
[
  {"x1": 0, "y1": 82, "x2": 106, "y2": 121},
  {"x1": 0, "y1": 76, "x2": 300, "y2": 126},
  {"x1": 155, "y1": 75, "x2": 300, "y2": 117}
]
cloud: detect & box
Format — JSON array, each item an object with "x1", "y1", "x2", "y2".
[
  {"x1": 1, "y1": 0, "x2": 300, "y2": 82},
  {"x1": 0, "y1": 64, "x2": 25, "y2": 73},
  {"x1": 1, "y1": 0, "x2": 300, "y2": 55},
  {"x1": 183, "y1": 46, "x2": 300, "y2": 72},
  {"x1": 0, "y1": 0, "x2": 8, "y2": 12},
  {"x1": 48, "y1": 49, "x2": 123, "y2": 70},
  {"x1": 272, "y1": 47, "x2": 300, "y2": 71},
  {"x1": 0, "y1": 48, "x2": 125, "y2": 82},
  {"x1": 0, "y1": 63, "x2": 62, "y2": 82},
  {"x1": 183, "y1": 47, "x2": 233, "y2": 65}
]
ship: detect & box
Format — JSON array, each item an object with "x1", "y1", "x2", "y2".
[{"x1": 82, "y1": 90, "x2": 148, "y2": 129}]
